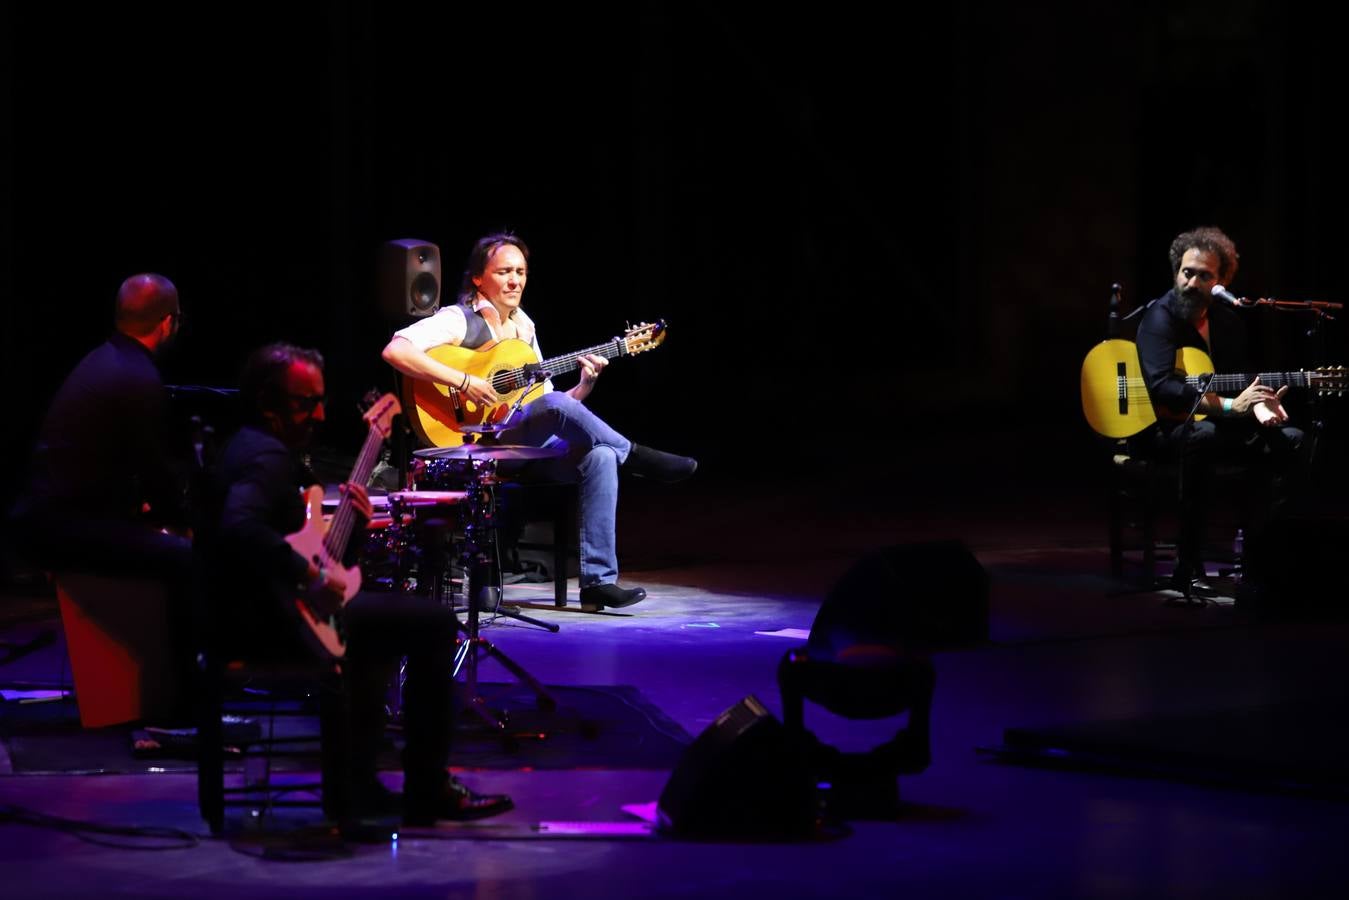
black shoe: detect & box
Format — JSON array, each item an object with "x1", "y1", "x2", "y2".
[
  {"x1": 403, "y1": 776, "x2": 514, "y2": 826},
  {"x1": 1167, "y1": 568, "x2": 1225, "y2": 603},
  {"x1": 625, "y1": 443, "x2": 698, "y2": 483},
  {"x1": 579, "y1": 583, "x2": 647, "y2": 612}
]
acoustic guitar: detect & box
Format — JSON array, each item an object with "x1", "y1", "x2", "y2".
[
  {"x1": 1080, "y1": 339, "x2": 1345, "y2": 438},
  {"x1": 285, "y1": 393, "x2": 400, "y2": 658},
  {"x1": 404, "y1": 321, "x2": 667, "y2": 448}
]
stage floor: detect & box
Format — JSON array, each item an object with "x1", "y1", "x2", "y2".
[{"x1": 3, "y1": 473, "x2": 1348, "y2": 899}]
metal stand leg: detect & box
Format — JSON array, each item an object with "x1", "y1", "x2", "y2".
[{"x1": 451, "y1": 462, "x2": 558, "y2": 733}]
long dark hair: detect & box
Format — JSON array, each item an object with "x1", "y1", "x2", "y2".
[{"x1": 457, "y1": 231, "x2": 530, "y2": 305}]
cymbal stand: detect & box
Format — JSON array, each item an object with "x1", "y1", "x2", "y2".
[{"x1": 452, "y1": 457, "x2": 557, "y2": 732}]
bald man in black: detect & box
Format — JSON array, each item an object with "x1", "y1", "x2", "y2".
[{"x1": 12, "y1": 273, "x2": 191, "y2": 573}]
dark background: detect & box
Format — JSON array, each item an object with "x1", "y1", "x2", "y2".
[{"x1": 2, "y1": 2, "x2": 1345, "y2": 529}]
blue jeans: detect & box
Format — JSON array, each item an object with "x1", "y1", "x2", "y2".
[{"x1": 495, "y1": 392, "x2": 632, "y2": 586}]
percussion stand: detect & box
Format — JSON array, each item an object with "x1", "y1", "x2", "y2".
[{"x1": 452, "y1": 457, "x2": 557, "y2": 733}]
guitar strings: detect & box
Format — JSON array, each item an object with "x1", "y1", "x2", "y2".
[
  {"x1": 489, "y1": 339, "x2": 631, "y2": 392},
  {"x1": 323, "y1": 422, "x2": 386, "y2": 559},
  {"x1": 1113, "y1": 372, "x2": 1324, "y2": 392}
]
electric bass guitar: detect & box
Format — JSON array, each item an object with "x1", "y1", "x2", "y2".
[
  {"x1": 1080, "y1": 339, "x2": 1345, "y2": 438},
  {"x1": 285, "y1": 393, "x2": 400, "y2": 659},
  {"x1": 404, "y1": 321, "x2": 668, "y2": 448}
]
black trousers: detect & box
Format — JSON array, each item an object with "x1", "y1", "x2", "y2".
[
  {"x1": 340, "y1": 591, "x2": 458, "y2": 796},
  {"x1": 1148, "y1": 419, "x2": 1304, "y2": 572}
]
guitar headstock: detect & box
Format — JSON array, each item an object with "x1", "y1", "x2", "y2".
[
  {"x1": 361, "y1": 392, "x2": 402, "y2": 439},
  {"x1": 620, "y1": 320, "x2": 668, "y2": 355},
  {"x1": 1314, "y1": 365, "x2": 1347, "y2": 397}
]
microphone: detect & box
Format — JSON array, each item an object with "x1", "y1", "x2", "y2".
[{"x1": 1211, "y1": 285, "x2": 1245, "y2": 307}]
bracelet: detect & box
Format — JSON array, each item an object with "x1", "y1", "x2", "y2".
[
  {"x1": 459, "y1": 372, "x2": 470, "y2": 391},
  {"x1": 1221, "y1": 397, "x2": 1234, "y2": 415}
]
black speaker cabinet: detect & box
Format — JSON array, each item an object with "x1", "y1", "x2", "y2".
[
  {"x1": 378, "y1": 238, "x2": 441, "y2": 320},
  {"x1": 657, "y1": 695, "x2": 816, "y2": 839},
  {"x1": 811, "y1": 540, "x2": 989, "y2": 650}
]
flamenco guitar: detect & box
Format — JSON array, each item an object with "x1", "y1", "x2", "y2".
[
  {"x1": 284, "y1": 393, "x2": 400, "y2": 659},
  {"x1": 1080, "y1": 339, "x2": 1345, "y2": 438},
  {"x1": 404, "y1": 321, "x2": 667, "y2": 448}
]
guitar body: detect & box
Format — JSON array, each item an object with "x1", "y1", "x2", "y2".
[
  {"x1": 404, "y1": 340, "x2": 551, "y2": 448},
  {"x1": 284, "y1": 487, "x2": 363, "y2": 659},
  {"x1": 1081, "y1": 339, "x2": 1216, "y2": 438}
]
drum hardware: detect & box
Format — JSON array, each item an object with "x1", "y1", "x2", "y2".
[{"x1": 448, "y1": 455, "x2": 557, "y2": 732}]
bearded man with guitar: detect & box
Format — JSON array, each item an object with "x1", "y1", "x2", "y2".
[
  {"x1": 199, "y1": 343, "x2": 511, "y2": 825},
  {"x1": 1135, "y1": 227, "x2": 1304, "y2": 597},
  {"x1": 382, "y1": 231, "x2": 697, "y2": 612}
]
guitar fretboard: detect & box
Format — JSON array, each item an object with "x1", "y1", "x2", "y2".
[
  {"x1": 490, "y1": 339, "x2": 629, "y2": 392},
  {"x1": 322, "y1": 423, "x2": 385, "y2": 563},
  {"x1": 1185, "y1": 372, "x2": 1318, "y2": 392}
]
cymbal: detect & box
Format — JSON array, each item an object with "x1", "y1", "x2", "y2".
[{"x1": 413, "y1": 444, "x2": 566, "y2": 461}]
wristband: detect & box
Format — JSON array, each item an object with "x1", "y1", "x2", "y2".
[{"x1": 1221, "y1": 397, "x2": 1234, "y2": 415}]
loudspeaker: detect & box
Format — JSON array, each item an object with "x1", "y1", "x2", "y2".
[
  {"x1": 810, "y1": 540, "x2": 988, "y2": 651},
  {"x1": 378, "y1": 238, "x2": 441, "y2": 320},
  {"x1": 657, "y1": 695, "x2": 816, "y2": 839}
]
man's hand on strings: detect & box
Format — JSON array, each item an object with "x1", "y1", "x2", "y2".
[
  {"x1": 339, "y1": 482, "x2": 373, "y2": 521},
  {"x1": 461, "y1": 374, "x2": 499, "y2": 407},
  {"x1": 1231, "y1": 377, "x2": 1279, "y2": 416}
]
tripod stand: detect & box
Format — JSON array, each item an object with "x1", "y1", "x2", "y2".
[{"x1": 448, "y1": 454, "x2": 558, "y2": 733}]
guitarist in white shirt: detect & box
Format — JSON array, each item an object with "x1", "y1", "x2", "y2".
[
  {"x1": 382, "y1": 231, "x2": 697, "y2": 612},
  {"x1": 1135, "y1": 227, "x2": 1304, "y2": 597}
]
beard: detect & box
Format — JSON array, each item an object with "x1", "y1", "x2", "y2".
[{"x1": 1173, "y1": 287, "x2": 1210, "y2": 321}]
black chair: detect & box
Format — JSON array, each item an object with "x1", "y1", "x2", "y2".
[
  {"x1": 1105, "y1": 442, "x2": 1248, "y2": 589},
  {"x1": 496, "y1": 480, "x2": 576, "y2": 608},
  {"x1": 196, "y1": 652, "x2": 349, "y2": 836}
]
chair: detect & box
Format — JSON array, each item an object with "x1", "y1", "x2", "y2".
[
  {"x1": 495, "y1": 480, "x2": 576, "y2": 608},
  {"x1": 196, "y1": 653, "x2": 349, "y2": 836}
]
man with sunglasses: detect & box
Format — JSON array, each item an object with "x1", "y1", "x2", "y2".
[{"x1": 198, "y1": 342, "x2": 512, "y2": 826}]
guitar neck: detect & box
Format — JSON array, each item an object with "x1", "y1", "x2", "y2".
[
  {"x1": 1186, "y1": 371, "x2": 1320, "y2": 393},
  {"x1": 321, "y1": 424, "x2": 385, "y2": 562},
  {"x1": 533, "y1": 338, "x2": 631, "y2": 380}
]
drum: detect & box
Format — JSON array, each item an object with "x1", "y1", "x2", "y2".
[{"x1": 415, "y1": 456, "x2": 496, "y2": 490}]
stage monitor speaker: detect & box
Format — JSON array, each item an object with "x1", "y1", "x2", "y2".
[
  {"x1": 379, "y1": 238, "x2": 441, "y2": 320},
  {"x1": 810, "y1": 540, "x2": 989, "y2": 650},
  {"x1": 657, "y1": 694, "x2": 816, "y2": 839}
]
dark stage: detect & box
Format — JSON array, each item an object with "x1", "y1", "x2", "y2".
[
  {"x1": 5, "y1": 469, "x2": 1349, "y2": 898},
  {"x1": 4, "y1": 3, "x2": 1349, "y2": 898}
]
